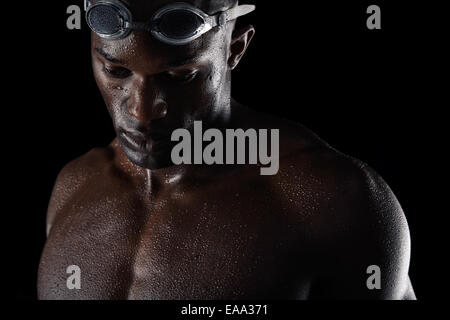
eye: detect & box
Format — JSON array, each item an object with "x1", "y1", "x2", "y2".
[
  {"x1": 102, "y1": 65, "x2": 132, "y2": 79},
  {"x1": 160, "y1": 70, "x2": 198, "y2": 83}
]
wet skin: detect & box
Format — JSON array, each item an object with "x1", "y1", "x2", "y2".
[{"x1": 38, "y1": 0, "x2": 416, "y2": 299}]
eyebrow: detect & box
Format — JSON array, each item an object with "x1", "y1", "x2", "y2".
[
  {"x1": 163, "y1": 56, "x2": 199, "y2": 69},
  {"x1": 95, "y1": 48, "x2": 126, "y2": 65},
  {"x1": 95, "y1": 47, "x2": 199, "y2": 69}
]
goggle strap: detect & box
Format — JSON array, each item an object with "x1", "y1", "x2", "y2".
[{"x1": 221, "y1": 4, "x2": 256, "y2": 25}]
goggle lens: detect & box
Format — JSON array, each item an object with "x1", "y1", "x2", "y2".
[
  {"x1": 87, "y1": 5, "x2": 123, "y2": 35},
  {"x1": 157, "y1": 10, "x2": 203, "y2": 39}
]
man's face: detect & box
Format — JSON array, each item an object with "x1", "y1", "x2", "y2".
[{"x1": 91, "y1": 0, "x2": 239, "y2": 169}]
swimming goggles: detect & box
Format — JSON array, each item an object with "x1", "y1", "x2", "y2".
[{"x1": 84, "y1": 0, "x2": 256, "y2": 45}]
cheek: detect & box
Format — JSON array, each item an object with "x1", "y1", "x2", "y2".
[
  {"x1": 93, "y1": 61, "x2": 128, "y2": 120},
  {"x1": 172, "y1": 66, "x2": 229, "y2": 123},
  {"x1": 178, "y1": 32, "x2": 230, "y2": 101},
  {"x1": 209, "y1": 66, "x2": 228, "y2": 91},
  {"x1": 187, "y1": 69, "x2": 222, "y2": 105},
  {"x1": 200, "y1": 60, "x2": 230, "y2": 104}
]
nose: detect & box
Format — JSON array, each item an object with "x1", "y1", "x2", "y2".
[{"x1": 127, "y1": 75, "x2": 168, "y2": 122}]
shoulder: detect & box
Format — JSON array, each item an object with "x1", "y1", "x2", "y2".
[
  {"x1": 277, "y1": 134, "x2": 411, "y2": 253},
  {"x1": 273, "y1": 136, "x2": 414, "y2": 298},
  {"x1": 280, "y1": 139, "x2": 409, "y2": 240},
  {"x1": 45, "y1": 146, "x2": 115, "y2": 236}
]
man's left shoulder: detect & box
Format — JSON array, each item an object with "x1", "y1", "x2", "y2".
[
  {"x1": 275, "y1": 149, "x2": 415, "y2": 299},
  {"x1": 278, "y1": 146, "x2": 408, "y2": 228}
]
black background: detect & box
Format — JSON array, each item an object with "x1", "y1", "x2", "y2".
[{"x1": 10, "y1": 0, "x2": 445, "y2": 300}]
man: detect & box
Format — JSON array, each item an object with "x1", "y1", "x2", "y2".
[{"x1": 38, "y1": 0, "x2": 416, "y2": 299}]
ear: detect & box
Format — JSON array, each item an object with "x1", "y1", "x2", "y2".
[{"x1": 228, "y1": 25, "x2": 255, "y2": 70}]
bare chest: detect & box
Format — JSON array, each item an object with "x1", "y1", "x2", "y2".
[{"x1": 38, "y1": 179, "x2": 314, "y2": 299}]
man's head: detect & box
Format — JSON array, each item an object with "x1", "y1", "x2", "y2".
[{"x1": 90, "y1": 0, "x2": 255, "y2": 169}]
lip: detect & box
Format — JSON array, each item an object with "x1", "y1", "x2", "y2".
[{"x1": 120, "y1": 130, "x2": 169, "y2": 154}]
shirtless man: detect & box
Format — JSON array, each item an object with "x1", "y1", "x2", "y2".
[{"x1": 38, "y1": 0, "x2": 416, "y2": 299}]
